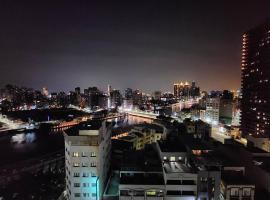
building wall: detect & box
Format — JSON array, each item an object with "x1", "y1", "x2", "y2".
[
  {"x1": 65, "y1": 122, "x2": 111, "y2": 200},
  {"x1": 241, "y1": 21, "x2": 270, "y2": 138}
]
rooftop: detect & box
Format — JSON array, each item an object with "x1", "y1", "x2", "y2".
[
  {"x1": 121, "y1": 144, "x2": 162, "y2": 172},
  {"x1": 221, "y1": 170, "x2": 254, "y2": 186},
  {"x1": 158, "y1": 136, "x2": 187, "y2": 152},
  {"x1": 134, "y1": 123, "x2": 164, "y2": 133},
  {"x1": 131, "y1": 131, "x2": 144, "y2": 138},
  {"x1": 120, "y1": 172, "x2": 164, "y2": 185},
  {"x1": 64, "y1": 120, "x2": 104, "y2": 136},
  {"x1": 163, "y1": 161, "x2": 191, "y2": 173}
]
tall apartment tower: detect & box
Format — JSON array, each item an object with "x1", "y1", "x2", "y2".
[
  {"x1": 203, "y1": 97, "x2": 220, "y2": 125},
  {"x1": 241, "y1": 21, "x2": 270, "y2": 143},
  {"x1": 64, "y1": 120, "x2": 112, "y2": 200}
]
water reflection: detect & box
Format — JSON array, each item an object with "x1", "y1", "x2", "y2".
[
  {"x1": 11, "y1": 132, "x2": 36, "y2": 144},
  {"x1": 113, "y1": 115, "x2": 153, "y2": 127}
]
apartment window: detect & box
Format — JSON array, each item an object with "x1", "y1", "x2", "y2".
[
  {"x1": 243, "y1": 188, "x2": 251, "y2": 196},
  {"x1": 82, "y1": 152, "x2": 87, "y2": 157},
  {"x1": 83, "y1": 193, "x2": 90, "y2": 197},
  {"x1": 74, "y1": 193, "x2": 80, "y2": 197},
  {"x1": 73, "y1": 152, "x2": 79, "y2": 157},
  {"x1": 91, "y1": 172, "x2": 96, "y2": 177},
  {"x1": 74, "y1": 183, "x2": 80, "y2": 187},
  {"x1": 230, "y1": 188, "x2": 239, "y2": 196},
  {"x1": 91, "y1": 183, "x2": 97, "y2": 187},
  {"x1": 91, "y1": 162, "x2": 97, "y2": 167},
  {"x1": 83, "y1": 183, "x2": 89, "y2": 187},
  {"x1": 82, "y1": 162, "x2": 88, "y2": 167},
  {"x1": 73, "y1": 172, "x2": 80, "y2": 177},
  {"x1": 73, "y1": 162, "x2": 80, "y2": 167},
  {"x1": 82, "y1": 172, "x2": 89, "y2": 177},
  {"x1": 90, "y1": 152, "x2": 96, "y2": 157},
  {"x1": 170, "y1": 156, "x2": 176, "y2": 162}
]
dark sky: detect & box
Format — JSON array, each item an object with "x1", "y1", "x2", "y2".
[{"x1": 0, "y1": 1, "x2": 270, "y2": 93}]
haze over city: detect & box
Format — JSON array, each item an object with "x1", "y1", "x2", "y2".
[
  {"x1": 1, "y1": 1, "x2": 270, "y2": 200},
  {"x1": 1, "y1": 1, "x2": 270, "y2": 92}
]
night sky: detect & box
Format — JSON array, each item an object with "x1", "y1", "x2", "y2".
[{"x1": 0, "y1": 1, "x2": 270, "y2": 93}]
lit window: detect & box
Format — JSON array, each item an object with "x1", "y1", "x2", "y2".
[
  {"x1": 90, "y1": 152, "x2": 96, "y2": 157},
  {"x1": 73, "y1": 152, "x2": 79, "y2": 157},
  {"x1": 230, "y1": 188, "x2": 239, "y2": 196},
  {"x1": 73, "y1": 162, "x2": 80, "y2": 167},
  {"x1": 170, "y1": 157, "x2": 176, "y2": 162}
]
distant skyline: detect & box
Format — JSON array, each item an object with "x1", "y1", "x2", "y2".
[{"x1": 1, "y1": 1, "x2": 270, "y2": 93}]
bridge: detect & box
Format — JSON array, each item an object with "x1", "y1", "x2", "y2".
[
  {"x1": 125, "y1": 110, "x2": 158, "y2": 119},
  {"x1": 0, "y1": 150, "x2": 64, "y2": 186}
]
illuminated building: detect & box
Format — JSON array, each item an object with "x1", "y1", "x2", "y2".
[
  {"x1": 109, "y1": 89, "x2": 122, "y2": 108},
  {"x1": 42, "y1": 87, "x2": 49, "y2": 97},
  {"x1": 201, "y1": 98, "x2": 220, "y2": 125},
  {"x1": 173, "y1": 81, "x2": 200, "y2": 100},
  {"x1": 117, "y1": 123, "x2": 164, "y2": 150},
  {"x1": 219, "y1": 91, "x2": 234, "y2": 125},
  {"x1": 240, "y1": 21, "x2": 270, "y2": 151},
  {"x1": 64, "y1": 120, "x2": 111, "y2": 200},
  {"x1": 132, "y1": 89, "x2": 143, "y2": 105}
]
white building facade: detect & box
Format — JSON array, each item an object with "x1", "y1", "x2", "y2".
[{"x1": 64, "y1": 120, "x2": 111, "y2": 200}]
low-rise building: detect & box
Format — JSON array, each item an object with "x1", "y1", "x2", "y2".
[{"x1": 220, "y1": 169, "x2": 255, "y2": 200}]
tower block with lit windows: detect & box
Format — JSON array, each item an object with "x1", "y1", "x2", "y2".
[
  {"x1": 173, "y1": 81, "x2": 200, "y2": 100},
  {"x1": 64, "y1": 120, "x2": 112, "y2": 200},
  {"x1": 241, "y1": 20, "x2": 270, "y2": 152}
]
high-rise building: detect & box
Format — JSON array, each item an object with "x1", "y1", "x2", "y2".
[
  {"x1": 75, "y1": 87, "x2": 81, "y2": 95},
  {"x1": 241, "y1": 21, "x2": 270, "y2": 143},
  {"x1": 202, "y1": 97, "x2": 220, "y2": 125},
  {"x1": 64, "y1": 120, "x2": 112, "y2": 200},
  {"x1": 124, "y1": 88, "x2": 133, "y2": 100},
  {"x1": 173, "y1": 81, "x2": 200, "y2": 100},
  {"x1": 153, "y1": 90, "x2": 162, "y2": 100},
  {"x1": 132, "y1": 89, "x2": 142, "y2": 105},
  {"x1": 42, "y1": 87, "x2": 49, "y2": 97},
  {"x1": 110, "y1": 90, "x2": 122, "y2": 108}
]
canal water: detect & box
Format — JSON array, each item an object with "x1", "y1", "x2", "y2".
[{"x1": 0, "y1": 115, "x2": 151, "y2": 167}]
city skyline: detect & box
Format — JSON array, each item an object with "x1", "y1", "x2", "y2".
[{"x1": 1, "y1": 1, "x2": 270, "y2": 92}]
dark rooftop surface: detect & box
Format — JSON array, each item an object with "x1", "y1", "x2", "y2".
[
  {"x1": 65, "y1": 120, "x2": 104, "y2": 136},
  {"x1": 131, "y1": 131, "x2": 144, "y2": 138},
  {"x1": 253, "y1": 156, "x2": 270, "y2": 173},
  {"x1": 158, "y1": 136, "x2": 187, "y2": 152},
  {"x1": 112, "y1": 125, "x2": 133, "y2": 136},
  {"x1": 112, "y1": 139, "x2": 133, "y2": 151},
  {"x1": 134, "y1": 123, "x2": 163, "y2": 133},
  {"x1": 121, "y1": 144, "x2": 162, "y2": 172},
  {"x1": 180, "y1": 134, "x2": 211, "y2": 151},
  {"x1": 221, "y1": 170, "x2": 254, "y2": 185},
  {"x1": 120, "y1": 172, "x2": 164, "y2": 185}
]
